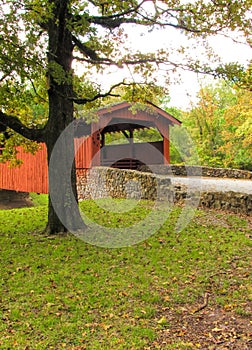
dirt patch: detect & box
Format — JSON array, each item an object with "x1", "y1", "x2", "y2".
[
  {"x1": 154, "y1": 304, "x2": 252, "y2": 349},
  {"x1": 152, "y1": 207, "x2": 252, "y2": 349},
  {"x1": 195, "y1": 208, "x2": 252, "y2": 232},
  {"x1": 0, "y1": 190, "x2": 34, "y2": 210}
]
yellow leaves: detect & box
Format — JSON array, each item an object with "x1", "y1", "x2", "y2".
[
  {"x1": 157, "y1": 316, "x2": 168, "y2": 325},
  {"x1": 101, "y1": 323, "x2": 112, "y2": 331},
  {"x1": 220, "y1": 89, "x2": 252, "y2": 167},
  {"x1": 212, "y1": 326, "x2": 224, "y2": 332},
  {"x1": 236, "y1": 117, "x2": 252, "y2": 147},
  {"x1": 12, "y1": 340, "x2": 18, "y2": 347},
  {"x1": 223, "y1": 303, "x2": 237, "y2": 311},
  {"x1": 84, "y1": 321, "x2": 113, "y2": 332},
  {"x1": 119, "y1": 291, "x2": 128, "y2": 297},
  {"x1": 185, "y1": 81, "x2": 252, "y2": 169}
]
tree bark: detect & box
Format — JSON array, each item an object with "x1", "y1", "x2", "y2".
[{"x1": 44, "y1": 0, "x2": 85, "y2": 234}]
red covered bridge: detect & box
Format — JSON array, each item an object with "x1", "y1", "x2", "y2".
[{"x1": 0, "y1": 101, "x2": 181, "y2": 194}]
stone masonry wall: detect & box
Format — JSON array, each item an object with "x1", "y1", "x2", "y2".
[
  {"x1": 77, "y1": 167, "x2": 252, "y2": 215},
  {"x1": 174, "y1": 185, "x2": 252, "y2": 215},
  {"x1": 77, "y1": 167, "x2": 171, "y2": 201},
  {"x1": 138, "y1": 164, "x2": 252, "y2": 179}
]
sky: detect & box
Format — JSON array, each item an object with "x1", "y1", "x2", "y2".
[
  {"x1": 90, "y1": 26, "x2": 251, "y2": 110},
  {"x1": 168, "y1": 35, "x2": 252, "y2": 109},
  {"x1": 168, "y1": 38, "x2": 251, "y2": 109}
]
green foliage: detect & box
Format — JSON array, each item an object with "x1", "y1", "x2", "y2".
[
  {"x1": 47, "y1": 62, "x2": 72, "y2": 85},
  {"x1": 0, "y1": 80, "x2": 48, "y2": 163},
  {"x1": 238, "y1": 61, "x2": 252, "y2": 91},
  {"x1": 0, "y1": 134, "x2": 39, "y2": 166},
  {"x1": 180, "y1": 81, "x2": 252, "y2": 170},
  {"x1": 169, "y1": 124, "x2": 200, "y2": 165},
  {"x1": 105, "y1": 126, "x2": 162, "y2": 146},
  {"x1": 0, "y1": 0, "x2": 251, "y2": 143}
]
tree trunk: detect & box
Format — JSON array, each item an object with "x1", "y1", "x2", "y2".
[
  {"x1": 44, "y1": 0, "x2": 86, "y2": 234},
  {"x1": 45, "y1": 128, "x2": 85, "y2": 235}
]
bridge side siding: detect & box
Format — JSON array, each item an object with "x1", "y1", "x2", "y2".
[
  {"x1": 0, "y1": 144, "x2": 49, "y2": 194},
  {"x1": 0, "y1": 137, "x2": 94, "y2": 194}
]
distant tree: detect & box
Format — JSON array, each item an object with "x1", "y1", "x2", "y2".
[
  {"x1": 182, "y1": 81, "x2": 252, "y2": 170},
  {"x1": 220, "y1": 87, "x2": 252, "y2": 170},
  {"x1": 0, "y1": 0, "x2": 251, "y2": 234},
  {"x1": 238, "y1": 62, "x2": 252, "y2": 91}
]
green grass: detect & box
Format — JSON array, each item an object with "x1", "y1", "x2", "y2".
[
  {"x1": 29, "y1": 193, "x2": 48, "y2": 207},
  {"x1": 0, "y1": 199, "x2": 251, "y2": 349}
]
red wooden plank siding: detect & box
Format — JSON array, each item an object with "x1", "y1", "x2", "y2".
[
  {"x1": 0, "y1": 144, "x2": 48, "y2": 193},
  {"x1": 74, "y1": 136, "x2": 93, "y2": 169},
  {"x1": 0, "y1": 138, "x2": 93, "y2": 194}
]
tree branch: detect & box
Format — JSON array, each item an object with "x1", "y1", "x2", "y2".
[
  {"x1": 95, "y1": 0, "x2": 146, "y2": 19},
  {"x1": 72, "y1": 35, "x2": 113, "y2": 64},
  {"x1": 88, "y1": 8, "x2": 201, "y2": 33},
  {"x1": 0, "y1": 71, "x2": 13, "y2": 83},
  {"x1": 72, "y1": 81, "x2": 132, "y2": 105},
  {"x1": 73, "y1": 53, "x2": 188, "y2": 72},
  {"x1": 0, "y1": 111, "x2": 45, "y2": 142},
  {"x1": 72, "y1": 35, "x2": 100, "y2": 61},
  {"x1": 71, "y1": 1, "x2": 145, "y2": 29},
  {"x1": 85, "y1": 3, "x2": 226, "y2": 34}
]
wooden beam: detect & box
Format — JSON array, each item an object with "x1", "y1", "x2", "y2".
[
  {"x1": 163, "y1": 125, "x2": 170, "y2": 164},
  {"x1": 122, "y1": 130, "x2": 130, "y2": 139},
  {"x1": 129, "y1": 129, "x2": 134, "y2": 158}
]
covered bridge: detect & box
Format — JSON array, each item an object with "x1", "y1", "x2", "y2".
[{"x1": 0, "y1": 101, "x2": 181, "y2": 194}]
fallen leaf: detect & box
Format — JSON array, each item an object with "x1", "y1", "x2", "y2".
[
  {"x1": 212, "y1": 327, "x2": 223, "y2": 332},
  {"x1": 157, "y1": 316, "x2": 167, "y2": 325}
]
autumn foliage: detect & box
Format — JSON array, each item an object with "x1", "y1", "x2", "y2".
[{"x1": 181, "y1": 81, "x2": 252, "y2": 170}]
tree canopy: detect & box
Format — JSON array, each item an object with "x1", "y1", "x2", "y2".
[
  {"x1": 0, "y1": 0, "x2": 251, "y2": 233},
  {"x1": 174, "y1": 80, "x2": 252, "y2": 170}
]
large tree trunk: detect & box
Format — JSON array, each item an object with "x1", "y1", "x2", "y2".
[
  {"x1": 45, "y1": 126, "x2": 85, "y2": 234},
  {"x1": 44, "y1": 0, "x2": 86, "y2": 234}
]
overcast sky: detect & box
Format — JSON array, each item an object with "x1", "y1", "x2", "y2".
[
  {"x1": 168, "y1": 35, "x2": 252, "y2": 109},
  {"x1": 83, "y1": 24, "x2": 252, "y2": 110}
]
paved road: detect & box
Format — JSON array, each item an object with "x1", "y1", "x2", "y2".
[{"x1": 170, "y1": 176, "x2": 252, "y2": 194}]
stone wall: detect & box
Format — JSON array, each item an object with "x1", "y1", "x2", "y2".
[
  {"x1": 77, "y1": 167, "x2": 171, "y2": 201},
  {"x1": 174, "y1": 185, "x2": 252, "y2": 215},
  {"x1": 138, "y1": 164, "x2": 252, "y2": 179},
  {"x1": 77, "y1": 167, "x2": 252, "y2": 215}
]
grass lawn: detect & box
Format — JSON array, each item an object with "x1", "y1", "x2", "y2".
[{"x1": 0, "y1": 198, "x2": 251, "y2": 349}]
